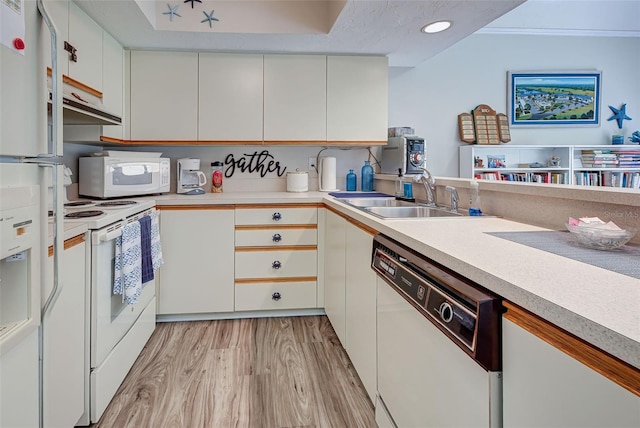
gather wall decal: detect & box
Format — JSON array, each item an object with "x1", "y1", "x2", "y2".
[{"x1": 224, "y1": 150, "x2": 287, "y2": 178}]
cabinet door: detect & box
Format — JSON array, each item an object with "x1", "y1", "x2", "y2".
[
  {"x1": 264, "y1": 55, "x2": 327, "y2": 141},
  {"x1": 101, "y1": 31, "x2": 124, "y2": 139},
  {"x1": 345, "y1": 223, "x2": 377, "y2": 402},
  {"x1": 503, "y1": 317, "x2": 640, "y2": 427},
  {"x1": 327, "y1": 56, "x2": 388, "y2": 142},
  {"x1": 68, "y1": 1, "x2": 103, "y2": 91},
  {"x1": 199, "y1": 53, "x2": 263, "y2": 141},
  {"x1": 158, "y1": 208, "x2": 234, "y2": 314},
  {"x1": 323, "y1": 210, "x2": 347, "y2": 345},
  {"x1": 44, "y1": 236, "x2": 86, "y2": 428},
  {"x1": 130, "y1": 51, "x2": 198, "y2": 140}
]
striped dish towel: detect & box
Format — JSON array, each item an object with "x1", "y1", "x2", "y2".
[
  {"x1": 139, "y1": 215, "x2": 154, "y2": 284},
  {"x1": 113, "y1": 221, "x2": 142, "y2": 305},
  {"x1": 150, "y1": 210, "x2": 164, "y2": 272}
]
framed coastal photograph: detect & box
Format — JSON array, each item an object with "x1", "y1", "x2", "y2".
[{"x1": 507, "y1": 71, "x2": 601, "y2": 127}]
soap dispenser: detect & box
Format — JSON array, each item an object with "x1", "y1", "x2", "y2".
[{"x1": 361, "y1": 161, "x2": 374, "y2": 192}]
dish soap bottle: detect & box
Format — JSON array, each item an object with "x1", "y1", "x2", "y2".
[
  {"x1": 361, "y1": 161, "x2": 374, "y2": 192},
  {"x1": 469, "y1": 179, "x2": 482, "y2": 216},
  {"x1": 346, "y1": 169, "x2": 357, "y2": 191}
]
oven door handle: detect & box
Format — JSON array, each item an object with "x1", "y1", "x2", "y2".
[{"x1": 98, "y1": 228, "x2": 122, "y2": 243}]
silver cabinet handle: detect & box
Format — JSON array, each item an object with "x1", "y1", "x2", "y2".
[
  {"x1": 272, "y1": 233, "x2": 282, "y2": 242},
  {"x1": 272, "y1": 212, "x2": 282, "y2": 221},
  {"x1": 272, "y1": 260, "x2": 282, "y2": 269}
]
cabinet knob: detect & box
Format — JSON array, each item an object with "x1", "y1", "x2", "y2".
[
  {"x1": 272, "y1": 233, "x2": 282, "y2": 242},
  {"x1": 272, "y1": 292, "x2": 282, "y2": 301},
  {"x1": 272, "y1": 260, "x2": 282, "y2": 269},
  {"x1": 272, "y1": 212, "x2": 282, "y2": 221}
]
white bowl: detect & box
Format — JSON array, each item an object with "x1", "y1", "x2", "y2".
[{"x1": 565, "y1": 223, "x2": 635, "y2": 250}]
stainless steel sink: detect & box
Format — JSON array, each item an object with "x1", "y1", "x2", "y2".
[
  {"x1": 340, "y1": 197, "x2": 416, "y2": 208},
  {"x1": 363, "y1": 205, "x2": 463, "y2": 219}
]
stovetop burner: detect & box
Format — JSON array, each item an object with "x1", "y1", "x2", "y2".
[
  {"x1": 65, "y1": 201, "x2": 95, "y2": 207},
  {"x1": 65, "y1": 210, "x2": 105, "y2": 219},
  {"x1": 96, "y1": 200, "x2": 138, "y2": 207}
]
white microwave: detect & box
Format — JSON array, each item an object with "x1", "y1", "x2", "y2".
[{"x1": 79, "y1": 156, "x2": 170, "y2": 198}]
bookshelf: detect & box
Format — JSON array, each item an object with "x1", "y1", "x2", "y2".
[{"x1": 460, "y1": 145, "x2": 640, "y2": 189}]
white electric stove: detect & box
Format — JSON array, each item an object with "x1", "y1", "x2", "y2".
[{"x1": 63, "y1": 199, "x2": 155, "y2": 230}]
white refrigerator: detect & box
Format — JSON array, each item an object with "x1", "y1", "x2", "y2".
[{"x1": 0, "y1": 0, "x2": 64, "y2": 426}]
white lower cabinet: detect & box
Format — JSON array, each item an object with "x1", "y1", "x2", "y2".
[
  {"x1": 234, "y1": 206, "x2": 318, "y2": 312},
  {"x1": 44, "y1": 234, "x2": 87, "y2": 427},
  {"x1": 157, "y1": 207, "x2": 235, "y2": 315},
  {"x1": 344, "y1": 224, "x2": 377, "y2": 402},
  {"x1": 503, "y1": 307, "x2": 640, "y2": 427},
  {"x1": 323, "y1": 208, "x2": 378, "y2": 402},
  {"x1": 323, "y1": 210, "x2": 347, "y2": 344}
]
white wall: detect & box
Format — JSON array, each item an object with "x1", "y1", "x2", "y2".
[{"x1": 388, "y1": 34, "x2": 640, "y2": 177}]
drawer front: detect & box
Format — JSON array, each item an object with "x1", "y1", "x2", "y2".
[
  {"x1": 235, "y1": 207, "x2": 318, "y2": 226},
  {"x1": 235, "y1": 249, "x2": 317, "y2": 279},
  {"x1": 235, "y1": 228, "x2": 317, "y2": 247},
  {"x1": 235, "y1": 281, "x2": 317, "y2": 311}
]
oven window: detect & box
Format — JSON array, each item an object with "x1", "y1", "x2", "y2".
[{"x1": 110, "y1": 164, "x2": 154, "y2": 186}]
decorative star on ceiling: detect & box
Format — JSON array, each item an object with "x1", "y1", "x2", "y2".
[
  {"x1": 607, "y1": 103, "x2": 632, "y2": 129},
  {"x1": 184, "y1": 0, "x2": 202, "y2": 9},
  {"x1": 162, "y1": 4, "x2": 181, "y2": 22},
  {"x1": 201, "y1": 9, "x2": 220, "y2": 28}
]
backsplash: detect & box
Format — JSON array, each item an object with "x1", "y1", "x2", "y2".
[{"x1": 63, "y1": 143, "x2": 382, "y2": 192}]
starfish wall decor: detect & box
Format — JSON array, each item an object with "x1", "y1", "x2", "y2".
[
  {"x1": 607, "y1": 103, "x2": 632, "y2": 129},
  {"x1": 201, "y1": 9, "x2": 220, "y2": 28},
  {"x1": 162, "y1": 3, "x2": 181, "y2": 22}
]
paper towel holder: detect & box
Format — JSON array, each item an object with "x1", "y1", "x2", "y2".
[{"x1": 318, "y1": 156, "x2": 339, "y2": 192}]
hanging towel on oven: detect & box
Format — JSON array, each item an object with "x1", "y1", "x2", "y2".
[
  {"x1": 113, "y1": 220, "x2": 142, "y2": 305},
  {"x1": 139, "y1": 215, "x2": 154, "y2": 284},
  {"x1": 150, "y1": 210, "x2": 164, "y2": 272}
]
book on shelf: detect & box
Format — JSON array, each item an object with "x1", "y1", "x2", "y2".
[{"x1": 574, "y1": 171, "x2": 640, "y2": 188}]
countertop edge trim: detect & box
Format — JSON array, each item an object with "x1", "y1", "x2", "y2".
[
  {"x1": 323, "y1": 205, "x2": 379, "y2": 236},
  {"x1": 503, "y1": 301, "x2": 640, "y2": 397}
]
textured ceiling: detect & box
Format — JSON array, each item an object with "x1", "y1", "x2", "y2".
[{"x1": 74, "y1": 0, "x2": 639, "y2": 67}]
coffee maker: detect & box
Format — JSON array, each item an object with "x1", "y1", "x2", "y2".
[{"x1": 177, "y1": 158, "x2": 207, "y2": 195}]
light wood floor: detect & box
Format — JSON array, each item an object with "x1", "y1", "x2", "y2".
[{"x1": 94, "y1": 316, "x2": 377, "y2": 428}]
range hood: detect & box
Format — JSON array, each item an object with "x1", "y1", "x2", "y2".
[{"x1": 48, "y1": 91, "x2": 122, "y2": 126}]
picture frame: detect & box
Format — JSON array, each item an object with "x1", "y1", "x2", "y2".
[{"x1": 507, "y1": 71, "x2": 601, "y2": 127}]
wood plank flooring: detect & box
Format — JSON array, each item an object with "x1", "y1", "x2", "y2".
[{"x1": 94, "y1": 316, "x2": 377, "y2": 428}]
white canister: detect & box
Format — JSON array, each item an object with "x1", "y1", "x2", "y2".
[{"x1": 286, "y1": 170, "x2": 309, "y2": 192}]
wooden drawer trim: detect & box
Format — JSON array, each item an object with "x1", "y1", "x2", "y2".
[
  {"x1": 235, "y1": 276, "x2": 317, "y2": 284},
  {"x1": 235, "y1": 245, "x2": 317, "y2": 252},
  {"x1": 48, "y1": 234, "x2": 85, "y2": 257},
  {"x1": 236, "y1": 203, "x2": 322, "y2": 210},
  {"x1": 503, "y1": 301, "x2": 640, "y2": 397},
  {"x1": 157, "y1": 205, "x2": 235, "y2": 211},
  {"x1": 235, "y1": 224, "x2": 317, "y2": 231},
  {"x1": 324, "y1": 206, "x2": 379, "y2": 235}
]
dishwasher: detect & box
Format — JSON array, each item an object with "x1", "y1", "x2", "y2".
[{"x1": 372, "y1": 234, "x2": 502, "y2": 428}]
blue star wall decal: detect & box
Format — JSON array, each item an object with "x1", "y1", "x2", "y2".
[
  {"x1": 184, "y1": 0, "x2": 202, "y2": 8},
  {"x1": 201, "y1": 9, "x2": 220, "y2": 28},
  {"x1": 163, "y1": 4, "x2": 181, "y2": 22},
  {"x1": 607, "y1": 103, "x2": 632, "y2": 129}
]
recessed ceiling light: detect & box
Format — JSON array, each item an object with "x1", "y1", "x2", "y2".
[{"x1": 421, "y1": 20, "x2": 452, "y2": 34}]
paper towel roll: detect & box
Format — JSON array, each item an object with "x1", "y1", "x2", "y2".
[{"x1": 319, "y1": 157, "x2": 337, "y2": 191}]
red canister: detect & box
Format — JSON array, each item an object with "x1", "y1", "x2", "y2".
[{"x1": 210, "y1": 161, "x2": 223, "y2": 193}]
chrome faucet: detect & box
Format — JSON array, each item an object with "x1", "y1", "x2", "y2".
[
  {"x1": 414, "y1": 168, "x2": 437, "y2": 207},
  {"x1": 445, "y1": 186, "x2": 459, "y2": 212}
]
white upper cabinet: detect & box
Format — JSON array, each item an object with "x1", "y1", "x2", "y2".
[
  {"x1": 198, "y1": 53, "x2": 263, "y2": 141},
  {"x1": 264, "y1": 55, "x2": 327, "y2": 142},
  {"x1": 67, "y1": 1, "x2": 103, "y2": 91},
  {"x1": 327, "y1": 56, "x2": 388, "y2": 142},
  {"x1": 130, "y1": 51, "x2": 199, "y2": 141},
  {"x1": 101, "y1": 31, "x2": 124, "y2": 139}
]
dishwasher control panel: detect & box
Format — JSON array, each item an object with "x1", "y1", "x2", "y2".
[{"x1": 372, "y1": 234, "x2": 502, "y2": 371}]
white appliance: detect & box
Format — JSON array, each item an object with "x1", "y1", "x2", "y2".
[
  {"x1": 1, "y1": 1, "x2": 65, "y2": 426},
  {"x1": 63, "y1": 199, "x2": 159, "y2": 424},
  {"x1": 177, "y1": 157, "x2": 207, "y2": 194},
  {"x1": 286, "y1": 170, "x2": 309, "y2": 192},
  {"x1": 78, "y1": 155, "x2": 170, "y2": 198},
  {"x1": 372, "y1": 235, "x2": 502, "y2": 428}
]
